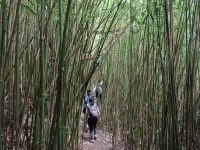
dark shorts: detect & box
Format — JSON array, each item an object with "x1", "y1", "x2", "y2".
[{"x1": 88, "y1": 117, "x2": 98, "y2": 125}]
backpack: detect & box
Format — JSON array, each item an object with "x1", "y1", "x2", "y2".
[
  {"x1": 84, "y1": 95, "x2": 92, "y2": 106},
  {"x1": 87, "y1": 103, "x2": 99, "y2": 120}
]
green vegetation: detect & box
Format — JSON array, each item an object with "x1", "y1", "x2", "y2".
[{"x1": 0, "y1": 0, "x2": 200, "y2": 149}]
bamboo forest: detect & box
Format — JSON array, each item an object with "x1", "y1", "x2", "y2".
[{"x1": 0, "y1": 0, "x2": 200, "y2": 150}]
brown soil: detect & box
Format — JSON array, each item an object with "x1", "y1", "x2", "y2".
[
  {"x1": 79, "y1": 122, "x2": 123, "y2": 150},
  {"x1": 80, "y1": 129, "x2": 112, "y2": 150}
]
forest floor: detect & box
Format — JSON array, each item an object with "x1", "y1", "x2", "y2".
[{"x1": 79, "y1": 120, "x2": 123, "y2": 150}]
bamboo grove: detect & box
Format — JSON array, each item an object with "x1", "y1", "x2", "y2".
[
  {"x1": 101, "y1": 0, "x2": 200, "y2": 150},
  {"x1": 0, "y1": 0, "x2": 123, "y2": 149},
  {"x1": 0, "y1": 0, "x2": 200, "y2": 150}
]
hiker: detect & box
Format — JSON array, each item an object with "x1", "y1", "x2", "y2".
[
  {"x1": 83, "y1": 89, "x2": 92, "y2": 133},
  {"x1": 83, "y1": 89, "x2": 92, "y2": 114},
  {"x1": 95, "y1": 80, "x2": 103, "y2": 102},
  {"x1": 87, "y1": 96, "x2": 100, "y2": 143}
]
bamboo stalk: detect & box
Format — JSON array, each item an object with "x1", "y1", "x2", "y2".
[{"x1": 0, "y1": 0, "x2": 6, "y2": 148}]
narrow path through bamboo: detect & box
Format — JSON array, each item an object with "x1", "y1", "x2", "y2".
[
  {"x1": 80, "y1": 122, "x2": 123, "y2": 150},
  {"x1": 79, "y1": 111, "x2": 123, "y2": 150}
]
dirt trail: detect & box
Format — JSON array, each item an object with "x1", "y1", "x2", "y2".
[
  {"x1": 80, "y1": 122, "x2": 123, "y2": 150},
  {"x1": 81, "y1": 129, "x2": 113, "y2": 150},
  {"x1": 80, "y1": 101, "x2": 123, "y2": 150}
]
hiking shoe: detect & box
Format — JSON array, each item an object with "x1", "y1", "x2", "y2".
[
  {"x1": 90, "y1": 139, "x2": 94, "y2": 143},
  {"x1": 94, "y1": 135, "x2": 97, "y2": 140}
]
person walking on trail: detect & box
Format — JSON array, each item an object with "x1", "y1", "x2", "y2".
[
  {"x1": 83, "y1": 89, "x2": 92, "y2": 114},
  {"x1": 83, "y1": 89, "x2": 92, "y2": 133},
  {"x1": 95, "y1": 80, "x2": 103, "y2": 102},
  {"x1": 87, "y1": 96, "x2": 100, "y2": 143}
]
